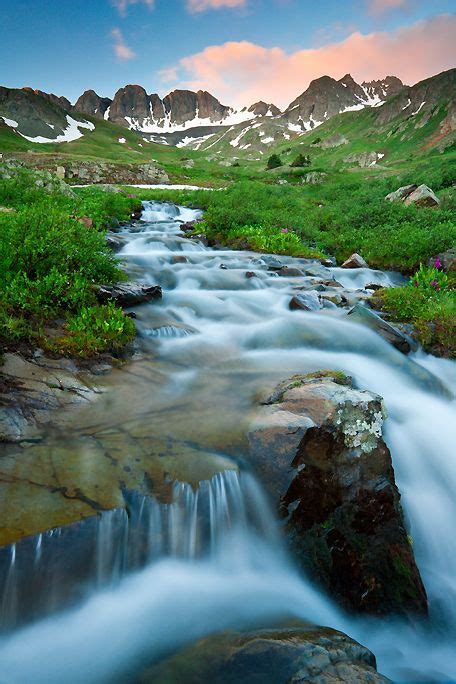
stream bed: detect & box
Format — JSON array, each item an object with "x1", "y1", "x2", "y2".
[{"x1": 0, "y1": 201, "x2": 455, "y2": 682}]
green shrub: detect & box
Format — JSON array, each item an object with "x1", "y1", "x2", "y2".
[
  {"x1": 50, "y1": 303, "x2": 136, "y2": 357},
  {"x1": 266, "y1": 154, "x2": 282, "y2": 170},
  {"x1": 0, "y1": 169, "x2": 141, "y2": 356},
  {"x1": 290, "y1": 153, "x2": 311, "y2": 167}
]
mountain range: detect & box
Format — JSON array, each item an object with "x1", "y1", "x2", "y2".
[
  {"x1": 0, "y1": 68, "x2": 454, "y2": 158},
  {"x1": 0, "y1": 73, "x2": 404, "y2": 145}
]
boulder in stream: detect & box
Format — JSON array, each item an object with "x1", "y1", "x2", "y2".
[
  {"x1": 341, "y1": 253, "x2": 369, "y2": 269},
  {"x1": 248, "y1": 371, "x2": 428, "y2": 616},
  {"x1": 348, "y1": 303, "x2": 417, "y2": 354},
  {"x1": 139, "y1": 621, "x2": 390, "y2": 683},
  {"x1": 95, "y1": 282, "x2": 162, "y2": 308},
  {"x1": 289, "y1": 291, "x2": 321, "y2": 311}
]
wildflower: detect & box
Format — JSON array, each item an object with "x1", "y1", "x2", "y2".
[
  {"x1": 430, "y1": 279, "x2": 439, "y2": 287},
  {"x1": 435, "y1": 258, "x2": 442, "y2": 270},
  {"x1": 281, "y1": 228, "x2": 289, "y2": 234}
]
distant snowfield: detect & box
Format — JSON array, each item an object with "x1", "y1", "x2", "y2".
[
  {"x1": 73, "y1": 184, "x2": 218, "y2": 191},
  {"x1": 13, "y1": 115, "x2": 95, "y2": 144}
]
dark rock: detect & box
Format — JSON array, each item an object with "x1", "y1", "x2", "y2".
[
  {"x1": 341, "y1": 253, "x2": 368, "y2": 269},
  {"x1": 219, "y1": 263, "x2": 228, "y2": 270},
  {"x1": 179, "y1": 221, "x2": 197, "y2": 232},
  {"x1": 171, "y1": 255, "x2": 189, "y2": 264},
  {"x1": 106, "y1": 235, "x2": 123, "y2": 252},
  {"x1": 95, "y1": 283, "x2": 162, "y2": 308},
  {"x1": 139, "y1": 621, "x2": 390, "y2": 683},
  {"x1": 248, "y1": 372, "x2": 427, "y2": 616},
  {"x1": 289, "y1": 291, "x2": 321, "y2": 311},
  {"x1": 277, "y1": 266, "x2": 305, "y2": 277},
  {"x1": 348, "y1": 304, "x2": 417, "y2": 354},
  {"x1": 365, "y1": 282, "x2": 384, "y2": 291},
  {"x1": 245, "y1": 271, "x2": 257, "y2": 278}
]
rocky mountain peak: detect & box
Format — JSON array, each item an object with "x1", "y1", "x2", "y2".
[
  {"x1": 74, "y1": 90, "x2": 112, "y2": 119},
  {"x1": 247, "y1": 101, "x2": 281, "y2": 117}
]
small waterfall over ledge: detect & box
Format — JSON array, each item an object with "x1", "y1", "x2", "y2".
[{"x1": 0, "y1": 469, "x2": 282, "y2": 633}]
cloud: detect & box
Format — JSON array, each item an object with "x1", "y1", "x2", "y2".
[
  {"x1": 111, "y1": 0, "x2": 155, "y2": 17},
  {"x1": 158, "y1": 66, "x2": 180, "y2": 82},
  {"x1": 187, "y1": 0, "x2": 247, "y2": 12},
  {"x1": 163, "y1": 14, "x2": 455, "y2": 108},
  {"x1": 367, "y1": 0, "x2": 409, "y2": 15},
  {"x1": 111, "y1": 28, "x2": 136, "y2": 60}
]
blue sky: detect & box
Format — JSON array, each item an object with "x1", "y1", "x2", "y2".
[{"x1": 0, "y1": 0, "x2": 454, "y2": 106}]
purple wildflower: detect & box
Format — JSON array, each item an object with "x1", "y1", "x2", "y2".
[
  {"x1": 435, "y1": 258, "x2": 442, "y2": 270},
  {"x1": 281, "y1": 228, "x2": 289, "y2": 234}
]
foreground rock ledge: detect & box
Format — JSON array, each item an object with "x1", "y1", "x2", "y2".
[
  {"x1": 138, "y1": 622, "x2": 390, "y2": 683},
  {"x1": 248, "y1": 371, "x2": 427, "y2": 616}
]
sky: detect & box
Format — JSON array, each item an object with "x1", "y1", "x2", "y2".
[{"x1": 0, "y1": 0, "x2": 455, "y2": 108}]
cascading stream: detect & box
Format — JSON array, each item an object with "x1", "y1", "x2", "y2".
[{"x1": 0, "y1": 200, "x2": 454, "y2": 683}]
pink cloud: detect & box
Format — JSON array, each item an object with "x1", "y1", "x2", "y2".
[
  {"x1": 187, "y1": 0, "x2": 246, "y2": 12},
  {"x1": 111, "y1": 28, "x2": 136, "y2": 60},
  {"x1": 167, "y1": 15, "x2": 455, "y2": 108},
  {"x1": 367, "y1": 0, "x2": 409, "y2": 15}
]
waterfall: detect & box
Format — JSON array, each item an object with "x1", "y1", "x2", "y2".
[{"x1": 0, "y1": 470, "x2": 284, "y2": 633}]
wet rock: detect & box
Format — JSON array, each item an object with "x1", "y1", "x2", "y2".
[
  {"x1": 404, "y1": 184, "x2": 439, "y2": 207},
  {"x1": 320, "y1": 292, "x2": 343, "y2": 306},
  {"x1": 428, "y1": 248, "x2": 456, "y2": 272},
  {"x1": 348, "y1": 304, "x2": 417, "y2": 354},
  {"x1": 248, "y1": 371, "x2": 427, "y2": 616},
  {"x1": 245, "y1": 271, "x2": 257, "y2": 279},
  {"x1": 289, "y1": 291, "x2": 321, "y2": 311},
  {"x1": 341, "y1": 253, "x2": 368, "y2": 269},
  {"x1": 277, "y1": 266, "x2": 305, "y2": 277},
  {"x1": 323, "y1": 279, "x2": 343, "y2": 288},
  {"x1": 365, "y1": 282, "x2": 384, "y2": 291},
  {"x1": 193, "y1": 234, "x2": 208, "y2": 247},
  {"x1": 219, "y1": 263, "x2": 228, "y2": 270},
  {"x1": 262, "y1": 255, "x2": 284, "y2": 270},
  {"x1": 180, "y1": 220, "x2": 197, "y2": 232},
  {"x1": 0, "y1": 353, "x2": 100, "y2": 443},
  {"x1": 171, "y1": 255, "x2": 189, "y2": 264},
  {"x1": 138, "y1": 622, "x2": 389, "y2": 683},
  {"x1": 106, "y1": 234, "x2": 123, "y2": 252},
  {"x1": 95, "y1": 283, "x2": 162, "y2": 308}
]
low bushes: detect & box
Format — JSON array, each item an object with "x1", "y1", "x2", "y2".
[
  {"x1": 0, "y1": 169, "x2": 141, "y2": 356},
  {"x1": 373, "y1": 265, "x2": 456, "y2": 357}
]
